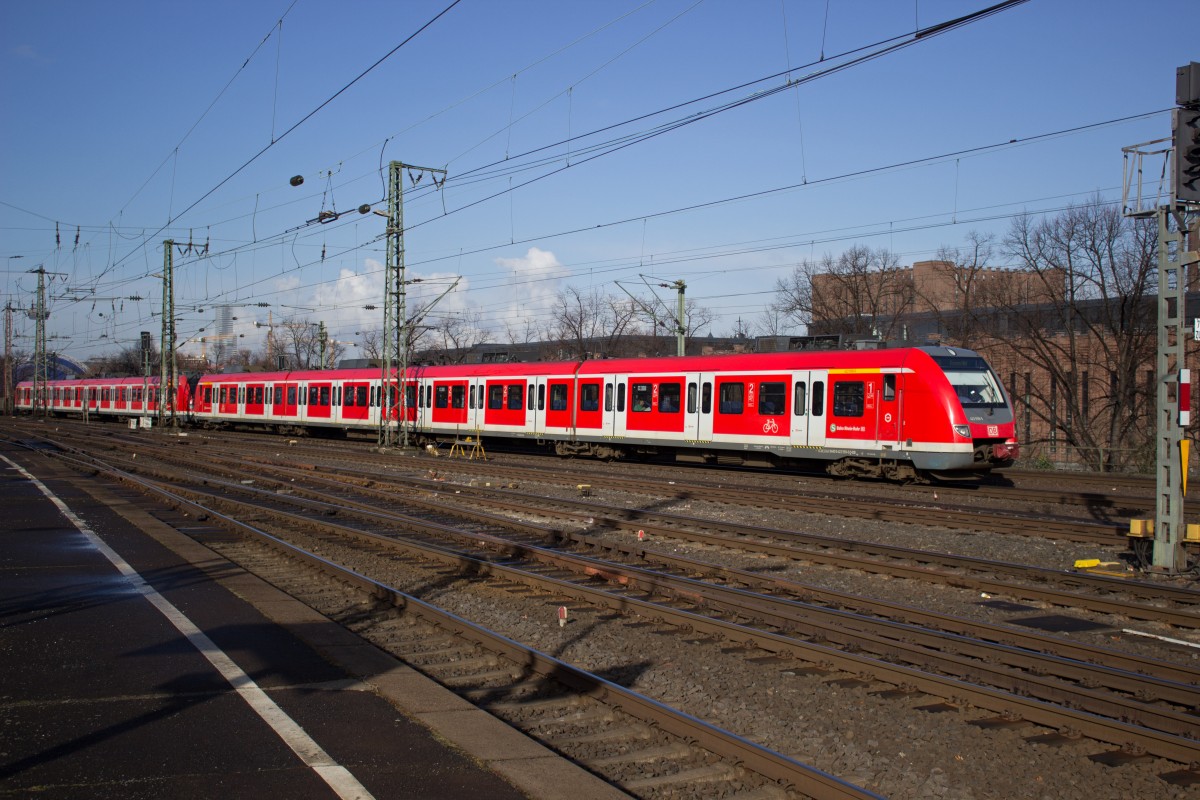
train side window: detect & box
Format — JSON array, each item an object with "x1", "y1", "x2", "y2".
[
  {"x1": 507, "y1": 383, "x2": 523, "y2": 410},
  {"x1": 319, "y1": 386, "x2": 330, "y2": 407},
  {"x1": 308, "y1": 386, "x2": 319, "y2": 406},
  {"x1": 811, "y1": 380, "x2": 825, "y2": 416},
  {"x1": 537, "y1": 384, "x2": 545, "y2": 411},
  {"x1": 687, "y1": 382, "x2": 697, "y2": 414},
  {"x1": 204, "y1": 387, "x2": 212, "y2": 403},
  {"x1": 343, "y1": 387, "x2": 354, "y2": 407},
  {"x1": 549, "y1": 384, "x2": 568, "y2": 411},
  {"x1": 630, "y1": 383, "x2": 652, "y2": 412},
  {"x1": 718, "y1": 382, "x2": 744, "y2": 414},
  {"x1": 758, "y1": 382, "x2": 786, "y2": 415},
  {"x1": 451, "y1": 385, "x2": 465, "y2": 409},
  {"x1": 605, "y1": 383, "x2": 613, "y2": 412},
  {"x1": 469, "y1": 385, "x2": 476, "y2": 410},
  {"x1": 883, "y1": 374, "x2": 896, "y2": 401},
  {"x1": 288, "y1": 386, "x2": 297, "y2": 405},
  {"x1": 702, "y1": 382, "x2": 712, "y2": 414},
  {"x1": 239, "y1": 387, "x2": 246, "y2": 404},
  {"x1": 528, "y1": 384, "x2": 535, "y2": 411},
  {"x1": 579, "y1": 383, "x2": 599, "y2": 411},
  {"x1": 402, "y1": 385, "x2": 414, "y2": 410},
  {"x1": 832, "y1": 381, "x2": 864, "y2": 417},
  {"x1": 372, "y1": 386, "x2": 380, "y2": 408},
  {"x1": 333, "y1": 386, "x2": 341, "y2": 406},
  {"x1": 617, "y1": 383, "x2": 626, "y2": 412},
  {"x1": 435, "y1": 386, "x2": 448, "y2": 409},
  {"x1": 488, "y1": 385, "x2": 504, "y2": 410},
  {"x1": 425, "y1": 386, "x2": 432, "y2": 408},
  {"x1": 273, "y1": 386, "x2": 283, "y2": 405},
  {"x1": 658, "y1": 382, "x2": 681, "y2": 413},
  {"x1": 793, "y1": 382, "x2": 806, "y2": 415}
]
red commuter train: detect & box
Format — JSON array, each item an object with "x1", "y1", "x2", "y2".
[{"x1": 16, "y1": 345, "x2": 1019, "y2": 480}]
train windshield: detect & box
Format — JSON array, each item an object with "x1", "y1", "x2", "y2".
[{"x1": 932, "y1": 355, "x2": 1005, "y2": 409}]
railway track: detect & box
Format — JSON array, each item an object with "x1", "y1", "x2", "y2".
[
  {"x1": 6, "y1": 433, "x2": 878, "y2": 800},
  {"x1": 13, "y1": 426, "x2": 1200, "y2": 772},
  {"x1": 7, "y1": 420, "x2": 1200, "y2": 795}
]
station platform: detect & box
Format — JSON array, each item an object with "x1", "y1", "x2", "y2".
[{"x1": 0, "y1": 438, "x2": 627, "y2": 800}]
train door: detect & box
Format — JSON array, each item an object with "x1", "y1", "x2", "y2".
[
  {"x1": 878, "y1": 371, "x2": 900, "y2": 444},
  {"x1": 789, "y1": 371, "x2": 811, "y2": 446},
  {"x1": 683, "y1": 375, "x2": 701, "y2": 441},
  {"x1": 806, "y1": 370, "x2": 828, "y2": 448},
  {"x1": 469, "y1": 378, "x2": 485, "y2": 433},
  {"x1": 530, "y1": 378, "x2": 546, "y2": 437},
  {"x1": 693, "y1": 375, "x2": 715, "y2": 442}
]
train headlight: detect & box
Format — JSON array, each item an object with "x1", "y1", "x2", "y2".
[{"x1": 953, "y1": 424, "x2": 971, "y2": 439}]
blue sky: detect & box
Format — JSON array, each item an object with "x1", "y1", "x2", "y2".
[{"x1": 1, "y1": 0, "x2": 1194, "y2": 364}]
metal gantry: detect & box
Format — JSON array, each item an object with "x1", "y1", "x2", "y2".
[
  {"x1": 1154, "y1": 207, "x2": 1191, "y2": 573},
  {"x1": 159, "y1": 240, "x2": 178, "y2": 430},
  {"x1": 379, "y1": 160, "x2": 445, "y2": 449}
]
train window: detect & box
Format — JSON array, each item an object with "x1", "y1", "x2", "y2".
[
  {"x1": 658, "y1": 382, "x2": 681, "y2": 413},
  {"x1": 605, "y1": 383, "x2": 613, "y2": 412},
  {"x1": 550, "y1": 384, "x2": 567, "y2": 411},
  {"x1": 883, "y1": 374, "x2": 896, "y2": 401},
  {"x1": 333, "y1": 387, "x2": 341, "y2": 406},
  {"x1": 219, "y1": 387, "x2": 226, "y2": 404},
  {"x1": 793, "y1": 382, "x2": 807, "y2": 415},
  {"x1": 758, "y1": 382, "x2": 786, "y2": 416},
  {"x1": 702, "y1": 382, "x2": 712, "y2": 414},
  {"x1": 288, "y1": 386, "x2": 297, "y2": 405},
  {"x1": 687, "y1": 383, "x2": 697, "y2": 414},
  {"x1": 401, "y1": 385, "x2": 412, "y2": 410},
  {"x1": 538, "y1": 384, "x2": 545, "y2": 411},
  {"x1": 832, "y1": 381, "x2": 863, "y2": 417},
  {"x1": 812, "y1": 381, "x2": 824, "y2": 416},
  {"x1": 273, "y1": 386, "x2": 283, "y2": 406},
  {"x1": 630, "y1": 383, "x2": 653, "y2": 412},
  {"x1": 451, "y1": 385, "x2": 465, "y2": 409},
  {"x1": 528, "y1": 384, "x2": 535, "y2": 411},
  {"x1": 488, "y1": 385, "x2": 504, "y2": 410},
  {"x1": 343, "y1": 387, "x2": 354, "y2": 407},
  {"x1": 240, "y1": 387, "x2": 246, "y2": 404},
  {"x1": 425, "y1": 386, "x2": 432, "y2": 408},
  {"x1": 718, "y1": 382, "x2": 744, "y2": 414},
  {"x1": 309, "y1": 386, "x2": 320, "y2": 406},
  {"x1": 204, "y1": 387, "x2": 212, "y2": 403},
  {"x1": 372, "y1": 386, "x2": 380, "y2": 407},
  {"x1": 256, "y1": 387, "x2": 265, "y2": 404},
  {"x1": 617, "y1": 383, "x2": 625, "y2": 412},
  {"x1": 507, "y1": 383, "x2": 523, "y2": 410},
  {"x1": 435, "y1": 386, "x2": 448, "y2": 409},
  {"x1": 579, "y1": 384, "x2": 599, "y2": 411},
  {"x1": 469, "y1": 385, "x2": 476, "y2": 410}
]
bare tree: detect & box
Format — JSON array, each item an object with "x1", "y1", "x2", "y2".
[
  {"x1": 551, "y1": 286, "x2": 641, "y2": 359},
  {"x1": 417, "y1": 309, "x2": 491, "y2": 363},
  {"x1": 981, "y1": 199, "x2": 1158, "y2": 470},
  {"x1": 277, "y1": 320, "x2": 321, "y2": 369},
  {"x1": 774, "y1": 245, "x2": 913, "y2": 338},
  {"x1": 356, "y1": 328, "x2": 383, "y2": 361}
]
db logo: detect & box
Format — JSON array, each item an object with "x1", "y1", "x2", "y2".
[{"x1": 987, "y1": 424, "x2": 999, "y2": 437}]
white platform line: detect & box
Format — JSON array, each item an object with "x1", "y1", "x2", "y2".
[{"x1": 4, "y1": 455, "x2": 376, "y2": 800}]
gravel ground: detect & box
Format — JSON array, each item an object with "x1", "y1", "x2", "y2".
[{"x1": 249, "y1": 453, "x2": 1200, "y2": 800}]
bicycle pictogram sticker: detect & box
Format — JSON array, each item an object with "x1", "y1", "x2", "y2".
[{"x1": 762, "y1": 418, "x2": 779, "y2": 434}]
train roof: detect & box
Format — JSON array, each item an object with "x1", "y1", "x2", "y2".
[{"x1": 187, "y1": 346, "x2": 982, "y2": 384}]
